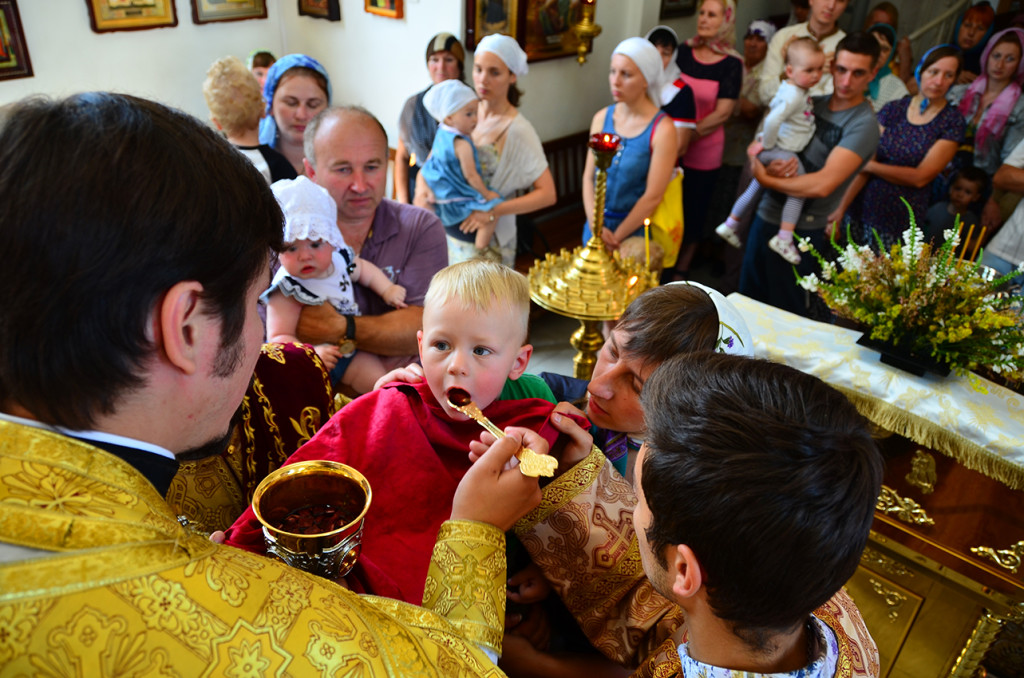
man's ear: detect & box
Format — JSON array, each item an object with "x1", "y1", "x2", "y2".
[
  {"x1": 303, "y1": 158, "x2": 315, "y2": 179},
  {"x1": 507, "y1": 344, "x2": 533, "y2": 381},
  {"x1": 159, "y1": 281, "x2": 206, "y2": 375},
  {"x1": 667, "y1": 544, "x2": 704, "y2": 601}
]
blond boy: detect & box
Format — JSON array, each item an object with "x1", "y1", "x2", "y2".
[
  {"x1": 226, "y1": 260, "x2": 583, "y2": 605},
  {"x1": 202, "y1": 55, "x2": 296, "y2": 183}
]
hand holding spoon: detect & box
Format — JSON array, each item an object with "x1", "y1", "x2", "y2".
[{"x1": 447, "y1": 387, "x2": 558, "y2": 478}]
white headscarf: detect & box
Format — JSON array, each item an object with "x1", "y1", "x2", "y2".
[
  {"x1": 669, "y1": 281, "x2": 753, "y2": 356},
  {"x1": 613, "y1": 37, "x2": 664, "y2": 104},
  {"x1": 423, "y1": 79, "x2": 479, "y2": 123},
  {"x1": 475, "y1": 34, "x2": 529, "y2": 76},
  {"x1": 645, "y1": 25, "x2": 683, "y2": 106},
  {"x1": 272, "y1": 176, "x2": 346, "y2": 250}
]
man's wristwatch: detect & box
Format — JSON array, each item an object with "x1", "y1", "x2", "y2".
[{"x1": 337, "y1": 314, "x2": 357, "y2": 355}]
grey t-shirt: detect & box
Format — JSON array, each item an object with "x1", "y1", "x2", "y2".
[
  {"x1": 757, "y1": 96, "x2": 879, "y2": 231},
  {"x1": 988, "y1": 137, "x2": 1024, "y2": 265}
]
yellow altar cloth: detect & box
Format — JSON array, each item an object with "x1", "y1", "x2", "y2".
[{"x1": 729, "y1": 294, "x2": 1024, "y2": 490}]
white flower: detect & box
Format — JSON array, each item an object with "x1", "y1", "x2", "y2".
[
  {"x1": 943, "y1": 228, "x2": 958, "y2": 243},
  {"x1": 797, "y1": 273, "x2": 820, "y2": 292},
  {"x1": 797, "y1": 239, "x2": 810, "y2": 252},
  {"x1": 820, "y1": 261, "x2": 837, "y2": 281}
]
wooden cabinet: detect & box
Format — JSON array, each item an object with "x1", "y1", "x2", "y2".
[{"x1": 847, "y1": 435, "x2": 1024, "y2": 677}]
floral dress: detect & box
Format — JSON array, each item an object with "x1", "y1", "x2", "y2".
[{"x1": 856, "y1": 97, "x2": 965, "y2": 246}]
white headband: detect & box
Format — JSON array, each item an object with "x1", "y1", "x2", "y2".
[
  {"x1": 423, "y1": 79, "x2": 479, "y2": 123},
  {"x1": 272, "y1": 177, "x2": 346, "y2": 250},
  {"x1": 475, "y1": 34, "x2": 529, "y2": 76},
  {"x1": 613, "y1": 37, "x2": 664, "y2": 103},
  {"x1": 669, "y1": 281, "x2": 753, "y2": 356}
]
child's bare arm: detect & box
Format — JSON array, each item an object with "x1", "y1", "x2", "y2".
[
  {"x1": 266, "y1": 291, "x2": 303, "y2": 344},
  {"x1": 454, "y1": 137, "x2": 501, "y2": 200},
  {"x1": 353, "y1": 258, "x2": 408, "y2": 308}
]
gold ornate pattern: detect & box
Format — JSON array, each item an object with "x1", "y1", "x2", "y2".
[
  {"x1": 423, "y1": 520, "x2": 506, "y2": 654},
  {"x1": 867, "y1": 578, "x2": 907, "y2": 623},
  {"x1": 516, "y1": 445, "x2": 880, "y2": 676},
  {"x1": 950, "y1": 610, "x2": 1004, "y2": 678},
  {"x1": 905, "y1": 449, "x2": 937, "y2": 494},
  {"x1": 970, "y1": 541, "x2": 1024, "y2": 574},
  {"x1": 876, "y1": 485, "x2": 935, "y2": 526},
  {"x1": 860, "y1": 547, "x2": 915, "y2": 579},
  {"x1": 0, "y1": 423, "x2": 507, "y2": 676}
]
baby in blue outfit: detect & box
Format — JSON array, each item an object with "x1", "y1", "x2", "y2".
[{"x1": 419, "y1": 79, "x2": 503, "y2": 259}]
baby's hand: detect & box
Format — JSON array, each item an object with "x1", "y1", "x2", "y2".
[
  {"x1": 747, "y1": 139, "x2": 765, "y2": 158},
  {"x1": 507, "y1": 562, "x2": 551, "y2": 604},
  {"x1": 314, "y1": 343, "x2": 344, "y2": 369},
  {"x1": 483, "y1": 189, "x2": 501, "y2": 201},
  {"x1": 384, "y1": 284, "x2": 408, "y2": 308}
]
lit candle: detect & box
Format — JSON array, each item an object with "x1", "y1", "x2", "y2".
[
  {"x1": 643, "y1": 218, "x2": 651, "y2": 270},
  {"x1": 970, "y1": 226, "x2": 987, "y2": 262},
  {"x1": 588, "y1": 132, "x2": 621, "y2": 153},
  {"x1": 959, "y1": 223, "x2": 976, "y2": 265}
]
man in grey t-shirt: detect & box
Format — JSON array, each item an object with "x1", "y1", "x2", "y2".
[{"x1": 740, "y1": 32, "x2": 881, "y2": 317}]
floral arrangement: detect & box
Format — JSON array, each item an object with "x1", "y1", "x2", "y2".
[{"x1": 794, "y1": 201, "x2": 1024, "y2": 381}]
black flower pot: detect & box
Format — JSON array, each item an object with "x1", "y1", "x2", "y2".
[{"x1": 856, "y1": 333, "x2": 951, "y2": 378}]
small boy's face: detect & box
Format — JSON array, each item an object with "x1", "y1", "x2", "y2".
[
  {"x1": 950, "y1": 177, "x2": 983, "y2": 212},
  {"x1": 786, "y1": 49, "x2": 825, "y2": 90},
  {"x1": 278, "y1": 239, "x2": 334, "y2": 279},
  {"x1": 445, "y1": 101, "x2": 479, "y2": 137},
  {"x1": 252, "y1": 66, "x2": 270, "y2": 90},
  {"x1": 417, "y1": 299, "x2": 531, "y2": 420}
]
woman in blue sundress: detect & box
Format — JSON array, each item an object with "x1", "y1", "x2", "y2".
[{"x1": 581, "y1": 37, "x2": 677, "y2": 250}]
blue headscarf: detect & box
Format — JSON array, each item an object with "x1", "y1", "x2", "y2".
[
  {"x1": 258, "y1": 54, "x2": 332, "y2": 147},
  {"x1": 952, "y1": 2, "x2": 995, "y2": 76},
  {"x1": 866, "y1": 23, "x2": 897, "y2": 101}
]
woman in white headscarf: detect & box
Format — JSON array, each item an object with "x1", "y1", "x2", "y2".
[
  {"x1": 420, "y1": 34, "x2": 556, "y2": 267},
  {"x1": 581, "y1": 37, "x2": 677, "y2": 250}
]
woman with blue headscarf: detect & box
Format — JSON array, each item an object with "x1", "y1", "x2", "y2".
[
  {"x1": 866, "y1": 23, "x2": 909, "y2": 112},
  {"x1": 835, "y1": 45, "x2": 965, "y2": 248},
  {"x1": 259, "y1": 54, "x2": 332, "y2": 175}
]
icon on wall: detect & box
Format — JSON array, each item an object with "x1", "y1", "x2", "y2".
[
  {"x1": 299, "y1": 0, "x2": 341, "y2": 22},
  {"x1": 365, "y1": 0, "x2": 403, "y2": 19},
  {"x1": 0, "y1": 0, "x2": 32, "y2": 81},
  {"x1": 192, "y1": 0, "x2": 267, "y2": 24},
  {"x1": 85, "y1": 0, "x2": 178, "y2": 33}
]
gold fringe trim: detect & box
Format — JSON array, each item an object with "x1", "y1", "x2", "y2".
[{"x1": 833, "y1": 385, "x2": 1024, "y2": 491}]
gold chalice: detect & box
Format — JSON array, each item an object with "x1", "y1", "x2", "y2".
[{"x1": 252, "y1": 460, "x2": 371, "y2": 579}]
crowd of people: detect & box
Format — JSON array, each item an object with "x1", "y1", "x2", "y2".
[{"x1": 2, "y1": 1, "x2": 1023, "y2": 676}]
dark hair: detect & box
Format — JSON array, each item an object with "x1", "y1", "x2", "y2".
[
  {"x1": 836, "y1": 31, "x2": 882, "y2": 64},
  {"x1": 919, "y1": 44, "x2": 964, "y2": 80},
  {"x1": 250, "y1": 51, "x2": 276, "y2": 69},
  {"x1": 0, "y1": 93, "x2": 283, "y2": 429},
  {"x1": 508, "y1": 83, "x2": 524, "y2": 107},
  {"x1": 868, "y1": 2, "x2": 899, "y2": 31},
  {"x1": 647, "y1": 28, "x2": 678, "y2": 52},
  {"x1": 617, "y1": 285, "x2": 718, "y2": 370},
  {"x1": 640, "y1": 354, "x2": 883, "y2": 646},
  {"x1": 953, "y1": 165, "x2": 989, "y2": 192},
  {"x1": 992, "y1": 31, "x2": 1024, "y2": 58}
]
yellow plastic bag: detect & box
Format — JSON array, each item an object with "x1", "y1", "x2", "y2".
[{"x1": 649, "y1": 168, "x2": 684, "y2": 268}]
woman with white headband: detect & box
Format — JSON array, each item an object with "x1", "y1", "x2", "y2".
[
  {"x1": 580, "y1": 37, "x2": 677, "y2": 250},
  {"x1": 417, "y1": 34, "x2": 556, "y2": 266}
]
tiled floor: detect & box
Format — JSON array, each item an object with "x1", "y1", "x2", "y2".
[{"x1": 526, "y1": 310, "x2": 579, "y2": 378}]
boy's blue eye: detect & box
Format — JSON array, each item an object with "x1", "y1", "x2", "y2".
[
  {"x1": 473, "y1": 346, "x2": 492, "y2": 356},
  {"x1": 433, "y1": 340, "x2": 450, "y2": 351}
]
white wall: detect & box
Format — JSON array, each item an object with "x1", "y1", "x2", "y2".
[{"x1": 1, "y1": 0, "x2": 789, "y2": 143}]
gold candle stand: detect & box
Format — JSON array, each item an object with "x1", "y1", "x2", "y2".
[{"x1": 528, "y1": 133, "x2": 658, "y2": 379}]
